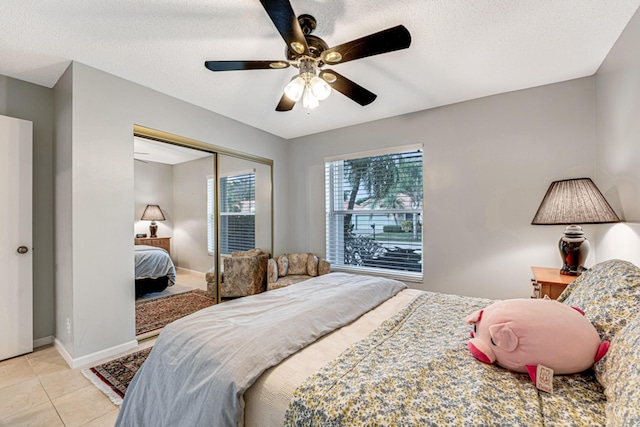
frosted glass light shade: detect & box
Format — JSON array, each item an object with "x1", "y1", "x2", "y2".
[
  {"x1": 284, "y1": 77, "x2": 304, "y2": 102},
  {"x1": 302, "y1": 89, "x2": 319, "y2": 109},
  {"x1": 310, "y1": 76, "x2": 331, "y2": 100}
]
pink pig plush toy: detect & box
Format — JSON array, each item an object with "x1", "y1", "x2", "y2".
[{"x1": 465, "y1": 299, "x2": 609, "y2": 383}]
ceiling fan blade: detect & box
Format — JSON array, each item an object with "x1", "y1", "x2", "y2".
[
  {"x1": 320, "y1": 25, "x2": 411, "y2": 65},
  {"x1": 259, "y1": 0, "x2": 310, "y2": 56},
  {"x1": 205, "y1": 60, "x2": 289, "y2": 72},
  {"x1": 275, "y1": 92, "x2": 296, "y2": 111},
  {"x1": 320, "y1": 70, "x2": 377, "y2": 106}
]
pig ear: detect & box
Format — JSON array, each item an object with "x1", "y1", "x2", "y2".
[
  {"x1": 465, "y1": 309, "x2": 483, "y2": 324},
  {"x1": 489, "y1": 323, "x2": 518, "y2": 352}
]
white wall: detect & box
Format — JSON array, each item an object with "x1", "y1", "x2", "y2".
[
  {"x1": 290, "y1": 78, "x2": 597, "y2": 300},
  {"x1": 54, "y1": 62, "x2": 288, "y2": 363},
  {"x1": 595, "y1": 7, "x2": 640, "y2": 265}
]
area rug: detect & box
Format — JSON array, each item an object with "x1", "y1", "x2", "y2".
[
  {"x1": 136, "y1": 289, "x2": 215, "y2": 336},
  {"x1": 82, "y1": 347, "x2": 152, "y2": 406}
]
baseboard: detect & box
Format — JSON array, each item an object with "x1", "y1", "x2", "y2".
[
  {"x1": 54, "y1": 338, "x2": 139, "y2": 369},
  {"x1": 175, "y1": 266, "x2": 205, "y2": 275},
  {"x1": 33, "y1": 336, "x2": 54, "y2": 349}
]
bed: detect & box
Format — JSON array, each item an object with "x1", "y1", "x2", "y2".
[
  {"x1": 116, "y1": 259, "x2": 640, "y2": 426},
  {"x1": 134, "y1": 245, "x2": 176, "y2": 298}
]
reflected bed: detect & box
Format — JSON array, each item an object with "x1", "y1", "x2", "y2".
[{"x1": 134, "y1": 245, "x2": 176, "y2": 298}]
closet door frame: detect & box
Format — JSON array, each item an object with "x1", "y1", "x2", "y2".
[{"x1": 133, "y1": 125, "x2": 274, "y2": 304}]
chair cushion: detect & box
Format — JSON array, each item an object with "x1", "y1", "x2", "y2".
[
  {"x1": 287, "y1": 253, "x2": 309, "y2": 275},
  {"x1": 267, "y1": 258, "x2": 278, "y2": 283},
  {"x1": 267, "y1": 275, "x2": 313, "y2": 291},
  {"x1": 307, "y1": 254, "x2": 319, "y2": 277},
  {"x1": 277, "y1": 255, "x2": 289, "y2": 277},
  {"x1": 318, "y1": 259, "x2": 331, "y2": 276}
]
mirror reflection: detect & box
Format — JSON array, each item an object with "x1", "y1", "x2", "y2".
[{"x1": 132, "y1": 134, "x2": 273, "y2": 337}]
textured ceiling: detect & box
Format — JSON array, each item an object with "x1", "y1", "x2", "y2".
[{"x1": 1, "y1": 1, "x2": 639, "y2": 139}]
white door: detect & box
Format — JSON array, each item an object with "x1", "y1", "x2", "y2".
[{"x1": 0, "y1": 114, "x2": 33, "y2": 361}]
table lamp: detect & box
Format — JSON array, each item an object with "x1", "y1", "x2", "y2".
[
  {"x1": 141, "y1": 204, "x2": 165, "y2": 238},
  {"x1": 531, "y1": 178, "x2": 620, "y2": 275}
]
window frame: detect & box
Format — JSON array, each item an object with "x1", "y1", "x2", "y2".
[{"x1": 325, "y1": 144, "x2": 423, "y2": 281}]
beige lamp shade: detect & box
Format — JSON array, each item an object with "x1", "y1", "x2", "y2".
[
  {"x1": 141, "y1": 205, "x2": 165, "y2": 237},
  {"x1": 141, "y1": 205, "x2": 166, "y2": 221}
]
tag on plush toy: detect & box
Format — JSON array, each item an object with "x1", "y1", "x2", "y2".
[{"x1": 536, "y1": 364, "x2": 554, "y2": 393}]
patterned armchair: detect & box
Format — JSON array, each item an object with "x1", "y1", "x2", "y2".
[
  {"x1": 267, "y1": 253, "x2": 331, "y2": 291},
  {"x1": 220, "y1": 249, "x2": 269, "y2": 298}
]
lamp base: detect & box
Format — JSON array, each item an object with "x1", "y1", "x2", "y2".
[
  {"x1": 558, "y1": 225, "x2": 590, "y2": 276},
  {"x1": 149, "y1": 221, "x2": 158, "y2": 238}
]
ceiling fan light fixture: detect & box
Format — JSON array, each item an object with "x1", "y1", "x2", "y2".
[
  {"x1": 310, "y1": 75, "x2": 331, "y2": 100},
  {"x1": 302, "y1": 88, "x2": 319, "y2": 110},
  {"x1": 284, "y1": 76, "x2": 305, "y2": 101}
]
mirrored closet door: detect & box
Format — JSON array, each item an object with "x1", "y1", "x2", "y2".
[
  {"x1": 217, "y1": 153, "x2": 273, "y2": 296},
  {"x1": 133, "y1": 126, "x2": 272, "y2": 313}
]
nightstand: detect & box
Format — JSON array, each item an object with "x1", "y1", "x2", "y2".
[
  {"x1": 135, "y1": 237, "x2": 171, "y2": 256},
  {"x1": 530, "y1": 266, "x2": 575, "y2": 299}
]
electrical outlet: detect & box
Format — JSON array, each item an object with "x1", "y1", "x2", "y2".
[{"x1": 66, "y1": 318, "x2": 71, "y2": 335}]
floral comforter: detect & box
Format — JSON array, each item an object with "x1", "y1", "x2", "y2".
[{"x1": 285, "y1": 292, "x2": 606, "y2": 426}]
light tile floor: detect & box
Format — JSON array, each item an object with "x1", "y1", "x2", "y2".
[
  {"x1": 0, "y1": 345, "x2": 120, "y2": 426},
  {"x1": 0, "y1": 268, "x2": 206, "y2": 426}
]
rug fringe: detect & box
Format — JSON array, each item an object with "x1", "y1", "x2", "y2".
[{"x1": 81, "y1": 368, "x2": 124, "y2": 406}]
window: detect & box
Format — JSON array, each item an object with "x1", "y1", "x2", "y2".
[
  {"x1": 219, "y1": 171, "x2": 256, "y2": 255},
  {"x1": 325, "y1": 146, "x2": 423, "y2": 278},
  {"x1": 207, "y1": 171, "x2": 257, "y2": 256}
]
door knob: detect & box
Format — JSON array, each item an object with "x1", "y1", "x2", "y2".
[{"x1": 17, "y1": 246, "x2": 29, "y2": 254}]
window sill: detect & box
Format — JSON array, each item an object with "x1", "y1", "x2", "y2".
[{"x1": 330, "y1": 265, "x2": 423, "y2": 285}]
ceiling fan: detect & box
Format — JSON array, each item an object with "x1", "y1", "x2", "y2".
[{"x1": 204, "y1": 0, "x2": 411, "y2": 112}]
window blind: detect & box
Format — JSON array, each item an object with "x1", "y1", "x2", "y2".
[
  {"x1": 219, "y1": 172, "x2": 256, "y2": 254},
  {"x1": 325, "y1": 148, "x2": 423, "y2": 278}
]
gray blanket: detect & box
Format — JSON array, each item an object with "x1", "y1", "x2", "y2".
[
  {"x1": 116, "y1": 273, "x2": 407, "y2": 427},
  {"x1": 134, "y1": 245, "x2": 176, "y2": 285}
]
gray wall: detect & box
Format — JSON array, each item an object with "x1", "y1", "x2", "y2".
[
  {"x1": 173, "y1": 156, "x2": 215, "y2": 273},
  {"x1": 135, "y1": 156, "x2": 215, "y2": 274},
  {"x1": 53, "y1": 65, "x2": 74, "y2": 351},
  {"x1": 54, "y1": 62, "x2": 288, "y2": 362},
  {"x1": 0, "y1": 74, "x2": 55, "y2": 343},
  {"x1": 134, "y1": 161, "x2": 175, "y2": 246},
  {"x1": 290, "y1": 78, "x2": 597, "y2": 300},
  {"x1": 595, "y1": 7, "x2": 640, "y2": 265}
]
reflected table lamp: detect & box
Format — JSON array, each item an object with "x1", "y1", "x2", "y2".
[
  {"x1": 141, "y1": 204, "x2": 165, "y2": 238},
  {"x1": 531, "y1": 178, "x2": 620, "y2": 276}
]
